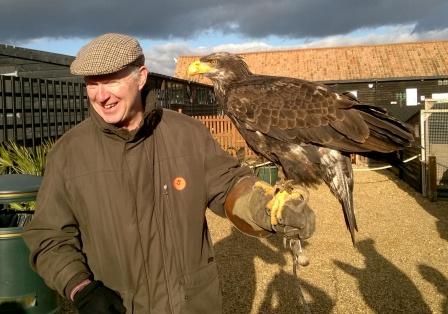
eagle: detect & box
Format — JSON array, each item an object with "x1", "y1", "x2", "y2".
[{"x1": 187, "y1": 52, "x2": 414, "y2": 244}]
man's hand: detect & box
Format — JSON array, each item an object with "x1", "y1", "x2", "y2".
[
  {"x1": 254, "y1": 180, "x2": 315, "y2": 239},
  {"x1": 73, "y1": 280, "x2": 126, "y2": 314}
]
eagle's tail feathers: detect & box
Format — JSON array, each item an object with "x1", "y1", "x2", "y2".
[
  {"x1": 358, "y1": 108, "x2": 415, "y2": 149},
  {"x1": 323, "y1": 153, "x2": 357, "y2": 245},
  {"x1": 338, "y1": 165, "x2": 357, "y2": 245}
]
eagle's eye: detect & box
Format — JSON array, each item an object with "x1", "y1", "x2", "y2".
[{"x1": 210, "y1": 60, "x2": 218, "y2": 66}]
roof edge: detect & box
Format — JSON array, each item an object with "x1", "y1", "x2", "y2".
[
  {"x1": 0, "y1": 44, "x2": 74, "y2": 66},
  {"x1": 177, "y1": 39, "x2": 448, "y2": 58}
]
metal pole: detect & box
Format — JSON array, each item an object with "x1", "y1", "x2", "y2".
[
  {"x1": 428, "y1": 156, "x2": 438, "y2": 202},
  {"x1": 420, "y1": 110, "x2": 427, "y2": 196}
]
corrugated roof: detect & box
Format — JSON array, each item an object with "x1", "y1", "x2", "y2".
[{"x1": 174, "y1": 40, "x2": 448, "y2": 84}]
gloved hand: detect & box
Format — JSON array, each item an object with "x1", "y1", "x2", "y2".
[
  {"x1": 73, "y1": 280, "x2": 126, "y2": 314},
  {"x1": 254, "y1": 180, "x2": 315, "y2": 239}
]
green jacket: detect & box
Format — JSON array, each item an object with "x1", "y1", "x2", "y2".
[{"x1": 23, "y1": 98, "x2": 252, "y2": 313}]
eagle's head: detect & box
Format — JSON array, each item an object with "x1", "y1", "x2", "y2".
[{"x1": 187, "y1": 52, "x2": 252, "y2": 84}]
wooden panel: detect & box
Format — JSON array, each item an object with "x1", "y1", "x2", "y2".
[
  {"x1": 193, "y1": 115, "x2": 256, "y2": 159},
  {"x1": 0, "y1": 76, "x2": 88, "y2": 148}
]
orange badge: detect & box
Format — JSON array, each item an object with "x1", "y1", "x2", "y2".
[{"x1": 173, "y1": 177, "x2": 186, "y2": 191}]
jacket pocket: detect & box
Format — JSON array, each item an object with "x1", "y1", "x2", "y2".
[{"x1": 180, "y1": 262, "x2": 222, "y2": 314}]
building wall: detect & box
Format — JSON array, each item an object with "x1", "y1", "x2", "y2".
[{"x1": 327, "y1": 78, "x2": 448, "y2": 108}]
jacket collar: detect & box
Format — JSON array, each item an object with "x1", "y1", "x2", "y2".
[{"x1": 90, "y1": 88, "x2": 162, "y2": 142}]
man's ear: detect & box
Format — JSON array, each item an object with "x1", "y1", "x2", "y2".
[{"x1": 137, "y1": 66, "x2": 148, "y2": 90}]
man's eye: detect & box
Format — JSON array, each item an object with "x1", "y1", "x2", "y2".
[{"x1": 105, "y1": 81, "x2": 120, "y2": 87}]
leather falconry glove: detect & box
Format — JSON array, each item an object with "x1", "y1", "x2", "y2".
[
  {"x1": 255, "y1": 180, "x2": 315, "y2": 239},
  {"x1": 224, "y1": 177, "x2": 315, "y2": 239},
  {"x1": 73, "y1": 280, "x2": 126, "y2": 314}
]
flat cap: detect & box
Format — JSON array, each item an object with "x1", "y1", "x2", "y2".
[{"x1": 70, "y1": 33, "x2": 145, "y2": 76}]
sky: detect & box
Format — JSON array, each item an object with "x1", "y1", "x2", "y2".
[{"x1": 1, "y1": 0, "x2": 448, "y2": 76}]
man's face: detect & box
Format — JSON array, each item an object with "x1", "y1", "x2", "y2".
[{"x1": 85, "y1": 66, "x2": 148, "y2": 130}]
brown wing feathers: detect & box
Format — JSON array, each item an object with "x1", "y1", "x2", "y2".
[{"x1": 228, "y1": 79, "x2": 413, "y2": 152}]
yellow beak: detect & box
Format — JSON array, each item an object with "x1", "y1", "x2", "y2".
[{"x1": 187, "y1": 60, "x2": 214, "y2": 76}]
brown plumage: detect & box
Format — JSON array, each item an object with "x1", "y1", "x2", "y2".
[{"x1": 188, "y1": 52, "x2": 415, "y2": 244}]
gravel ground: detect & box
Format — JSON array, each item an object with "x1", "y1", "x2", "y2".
[
  {"x1": 210, "y1": 169, "x2": 448, "y2": 314},
  {"x1": 59, "y1": 169, "x2": 448, "y2": 313}
]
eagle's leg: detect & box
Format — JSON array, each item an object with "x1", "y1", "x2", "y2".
[
  {"x1": 274, "y1": 180, "x2": 311, "y2": 268},
  {"x1": 285, "y1": 237, "x2": 312, "y2": 313},
  {"x1": 286, "y1": 237, "x2": 310, "y2": 269},
  {"x1": 276, "y1": 178, "x2": 296, "y2": 194}
]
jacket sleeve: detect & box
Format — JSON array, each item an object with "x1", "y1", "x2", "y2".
[
  {"x1": 23, "y1": 151, "x2": 91, "y2": 297},
  {"x1": 203, "y1": 126, "x2": 252, "y2": 215},
  {"x1": 202, "y1": 127, "x2": 273, "y2": 237}
]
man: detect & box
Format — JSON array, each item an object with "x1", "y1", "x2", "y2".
[{"x1": 23, "y1": 33, "x2": 315, "y2": 314}]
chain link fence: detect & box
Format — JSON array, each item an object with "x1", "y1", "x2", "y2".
[{"x1": 420, "y1": 100, "x2": 448, "y2": 197}]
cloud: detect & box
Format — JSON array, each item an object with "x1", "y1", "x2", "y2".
[
  {"x1": 413, "y1": 2, "x2": 448, "y2": 32},
  {"x1": 145, "y1": 42, "x2": 195, "y2": 75},
  {"x1": 7, "y1": 0, "x2": 445, "y2": 76},
  {"x1": 301, "y1": 25, "x2": 448, "y2": 48},
  {"x1": 1, "y1": 0, "x2": 447, "y2": 43},
  {"x1": 145, "y1": 40, "x2": 279, "y2": 75}
]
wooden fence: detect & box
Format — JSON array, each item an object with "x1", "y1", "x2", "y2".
[
  {"x1": 192, "y1": 115, "x2": 257, "y2": 160},
  {"x1": 0, "y1": 75, "x2": 88, "y2": 148},
  {"x1": 1, "y1": 75, "x2": 218, "y2": 150}
]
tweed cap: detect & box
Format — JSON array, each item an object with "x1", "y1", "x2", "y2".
[{"x1": 70, "y1": 33, "x2": 145, "y2": 76}]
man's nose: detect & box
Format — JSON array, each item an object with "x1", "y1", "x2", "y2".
[{"x1": 96, "y1": 84, "x2": 110, "y2": 102}]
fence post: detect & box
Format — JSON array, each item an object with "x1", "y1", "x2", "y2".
[{"x1": 427, "y1": 156, "x2": 437, "y2": 202}]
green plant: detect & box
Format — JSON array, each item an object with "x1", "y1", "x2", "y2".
[
  {"x1": 0, "y1": 139, "x2": 54, "y2": 211},
  {"x1": 0, "y1": 140, "x2": 54, "y2": 175}
]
